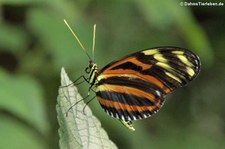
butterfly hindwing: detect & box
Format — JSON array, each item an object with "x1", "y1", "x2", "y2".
[{"x1": 95, "y1": 47, "x2": 200, "y2": 121}]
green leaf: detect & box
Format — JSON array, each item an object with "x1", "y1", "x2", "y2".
[
  {"x1": 0, "y1": 68, "x2": 49, "y2": 134},
  {"x1": 0, "y1": 0, "x2": 41, "y2": 5},
  {"x1": 0, "y1": 23, "x2": 27, "y2": 53},
  {"x1": 57, "y1": 68, "x2": 117, "y2": 149},
  {"x1": 0, "y1": 115, "x2": 47, "y2": 149}
]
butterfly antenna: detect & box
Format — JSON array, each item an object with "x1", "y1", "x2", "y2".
[
  {"x1": 64, "y1": 19, "x2": 91, "y2": 60},
  {"x1": 92, "y1": 24, "x2": 96, "y2": 61}
]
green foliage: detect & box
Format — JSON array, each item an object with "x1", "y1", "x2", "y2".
[
  {"x1": 0, "y1": 115, "x2": 46, "y2": 149},
  {"x1": 0, "y1": 68, "x2": 48, "y2": 148},
  {"x1": 0, "y1": 23, "x2": 27, "y2": 53},
  {"x1": 0, "y1": 69, "x2": 49, "y2": 133},
  {"x1": 57, "y1": 68, "x2": 117, "y2": 149},
  {"x1": 0, "y1": 0, "x2": 225, "y2": 148}
]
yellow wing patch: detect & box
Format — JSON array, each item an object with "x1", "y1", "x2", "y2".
[
  {"x1": 142, "y1": 49, "x2": 159, "y2": 55},
  {"x1": 154, "y1": 54, "x2": 168, "y2": 63},
  {"x1": 171, "y1": 51, "x2": 184, "y2": 55},
  {"x1": 186, "y1": 67, "x2": 195, "y2": 77},
  {"x1": 165, "y1": 72, "x2": 182, "y2": 83},
  {"x1": 176, "y1": 55, "x2": 193, "y2": 67},
  {"x1": 156, "y1": 62, "x2": 172, "y2": 71}
]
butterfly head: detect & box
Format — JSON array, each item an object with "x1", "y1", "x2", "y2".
[
  {"x1": 85, "y1": 60, "x2": 98, "y2": 85},
  {"x1": 85, "y1": 60, "x2": 97, "y2": 74}
]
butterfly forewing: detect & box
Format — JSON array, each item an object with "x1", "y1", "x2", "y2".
[{"x1": 95, "y1": 47, "x2": 200, "y2": 121}]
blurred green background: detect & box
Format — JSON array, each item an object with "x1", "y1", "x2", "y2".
[{"x1": 0, "y1": 0, "x2": 225, "y2": 149}]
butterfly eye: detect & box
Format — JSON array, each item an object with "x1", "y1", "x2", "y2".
[
  {"x1": 89, "y1": 60, "x2": 94, "y2": 68},
  {"x1": 85, "y1": 67, "x2": 91, "y2": 73},
  {"x1": 86, "y1": 60, "x2": 95, "y2": 73}
]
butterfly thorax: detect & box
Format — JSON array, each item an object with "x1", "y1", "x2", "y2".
[{"x1": 86, "y1": 60, "x2": 99, "y2": 86}]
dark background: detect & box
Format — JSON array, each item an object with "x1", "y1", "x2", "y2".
[{"x1": 0, "y1": 0, "x2": 225, "y2": 149}]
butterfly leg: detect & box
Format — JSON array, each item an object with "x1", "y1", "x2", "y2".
[
  {"x1": 61, "y1": 75, "x2": 88, "y2": 88},
  {"x1": 73, "y1": 75, "x2": 89, "y2": 85},
  {"x1": 120, "y1": 120, "x2": 135, "y2": 131},
  {"x1": 81, "y1": 85, "x2": 96, "y2": 113},
  {"x1": 65, "y1": 83, "x2": 93, "y2": 116}
]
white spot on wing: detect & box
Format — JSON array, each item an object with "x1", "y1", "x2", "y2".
[
  {"x1": 155, "y1": 90, "x2": 161, "y2": 96},
  {"x1": 132, "y1": 116, "x2": 137, "y2": 120},
  {"x1": 121, "y1": 115, "x2": 125, "y2": 121},
  {"x1": 143, "y1": 114, "x2": 148, "y2": 118},
  {"x1": 115, "y1": 113, "x2": 119, "y2": 119}
]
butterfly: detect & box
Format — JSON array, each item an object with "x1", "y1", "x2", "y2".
[{"x1": 64, "y1": 20, "x2": 201, "y2": 131}]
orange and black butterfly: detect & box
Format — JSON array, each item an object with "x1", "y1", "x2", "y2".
[{"x1": 64, "y1": 20, "x2": 201, "y2": 131}]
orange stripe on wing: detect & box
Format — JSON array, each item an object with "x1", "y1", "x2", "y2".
[
  {"x1": 97, "y1": 96, "x2": 162, "y2": 112},
  {"x1": 98, "y1": 71, "x2": 171, "y2": 93},
  {"x1": 96, "y1": 84, "x2": 156, "y2": 103},
  {"x1": 105, "y1": 56, "x2": 152, "y2": 71}
]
